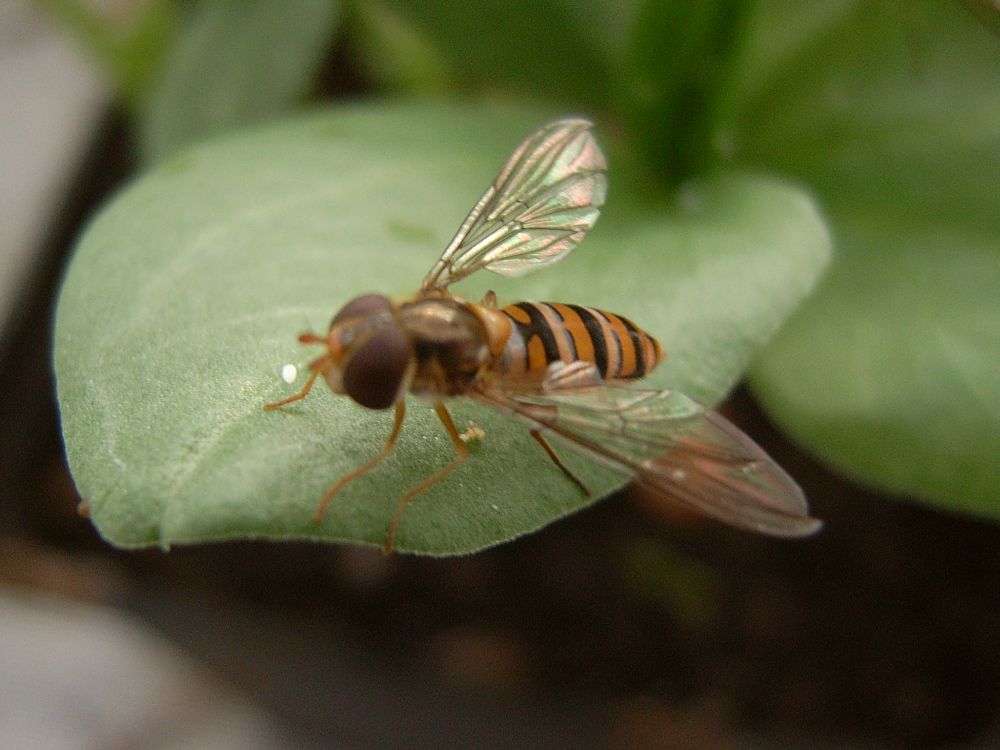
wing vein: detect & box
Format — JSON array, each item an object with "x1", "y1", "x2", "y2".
[{"x1": 421, "y1": 119, "x2": 607, "y2": 291}]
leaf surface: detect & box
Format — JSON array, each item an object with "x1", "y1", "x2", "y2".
[{"x1": 55, "y1": 103, "x2": 830, "y2": 554}]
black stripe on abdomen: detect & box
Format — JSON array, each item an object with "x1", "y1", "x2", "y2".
[
  {"x1": 510, "y1": 302, "x2": 561, "y2": 366},
  {"x1": 619, "y1": 314, "x2": 646, "y2": 377},
  {"x1": 563, "y1": 304, "x2": 609, "y2": 377}
]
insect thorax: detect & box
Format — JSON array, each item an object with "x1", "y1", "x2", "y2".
[{"x1": 397, "y1": 297, "x2": 490, "y2": 396}]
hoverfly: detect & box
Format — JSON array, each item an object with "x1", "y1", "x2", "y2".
[{"x1": 266, "y1": 119, "x2": 821, "y2": 553}]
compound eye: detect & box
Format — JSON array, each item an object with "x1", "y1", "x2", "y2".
[
  {"x1": 330, "y1": 294, "x2": 392, "y2": 328},
  {"x1": 342, "y1": 323, "x2": 413, "y2": 409}
]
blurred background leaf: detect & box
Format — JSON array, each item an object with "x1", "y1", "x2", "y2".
[
  {"x1": 960, "y1": 0, "x2": 1000, "y2": 38},
  {"x1": 140, "y1": 0, "x2": 340, "y2": 162},
  {"x1": 37, "y1": 0, "x2": 179, "y2": 110},
  {"x1": 348, "y1": 0, "x2": 634, "y2": 112},
  {"x1": 726, "y1": 0, "x2": 1000, "y2": 515},
  {"x1": 615, "y1": 0, "x2": 745, "y2": 181}
]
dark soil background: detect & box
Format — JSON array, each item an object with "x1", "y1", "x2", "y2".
[{"x1": 3, "y1": 89, "x2": 998, "y2": 748}]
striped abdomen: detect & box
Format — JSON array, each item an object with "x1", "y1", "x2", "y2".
[{"x1": 499, "y1": 301, "x2": 663, "y2": 381}]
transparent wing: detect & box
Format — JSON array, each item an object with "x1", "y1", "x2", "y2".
[
  {"x1": 421, "y1": 118, "x2": 607, "y2": 292},
  {"x1": 474, "y1": 362, "x2": 821, "y2": 537}
]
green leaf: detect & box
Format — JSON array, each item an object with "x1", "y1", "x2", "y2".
[
  {"x1": 54, "y1": 103, "x2": 830, "y2": 555},
  {"x1": 730, "y1": 1, "x2": 1000, "y2": 515},
  {"x1": 752, "y1": 239, "x2": 1000, "y2": 514},
  {"x1": 351, "y1": 0, "x2": 632, "y2": 111},
  {"x1": 140, "y1": 0, "x2": 340, "y2": 163},
  {"x1": 347, "y1": 1, "x2": 452, "y2": 93},
  {"x1": 615, "y1": 0, "x2": 746, "y2": 180},
  {"x1": 38, "y1": 0, "x2": 180, "y2": 111}
]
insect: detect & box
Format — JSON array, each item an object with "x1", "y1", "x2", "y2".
[{"x1": 266, "y1": 118, "x2": 821, "y2": 553}]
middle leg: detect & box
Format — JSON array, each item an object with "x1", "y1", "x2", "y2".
[
  {"x1": 314, "y1": 400, "x2": 407, "y2": 523},
  {"x1": 384, "y1": 402, "x2": 469, "y2": 554}
]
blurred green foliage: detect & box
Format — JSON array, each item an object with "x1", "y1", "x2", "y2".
[{"x1": 38, "y1": 0, "x2": 179, "y2": 108}]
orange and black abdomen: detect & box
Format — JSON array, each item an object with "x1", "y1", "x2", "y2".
[{"x1": 499, "y1": 301, "x2": 663, "y2": 380}]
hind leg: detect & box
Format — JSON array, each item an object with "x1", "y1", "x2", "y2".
[{"x1": 530, "y1": 430, "x2": 591, "y2": 498}]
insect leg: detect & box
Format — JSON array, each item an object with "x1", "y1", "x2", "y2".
[
  {"x1": 313, "y1": 400, "x2": 407, "y2": 523},
  {"x1": 384, "y1": 402, "x2": 469, "y2": 554},
  {"x1": 264, "y1": 336, "x2": 328, "y2": 409},
  {"x1": 530, "y1": 430, "x2": 591, "y2": 498},
  {"x1": 264, "y1": 366, "x2": 322, "y2": 410}
]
